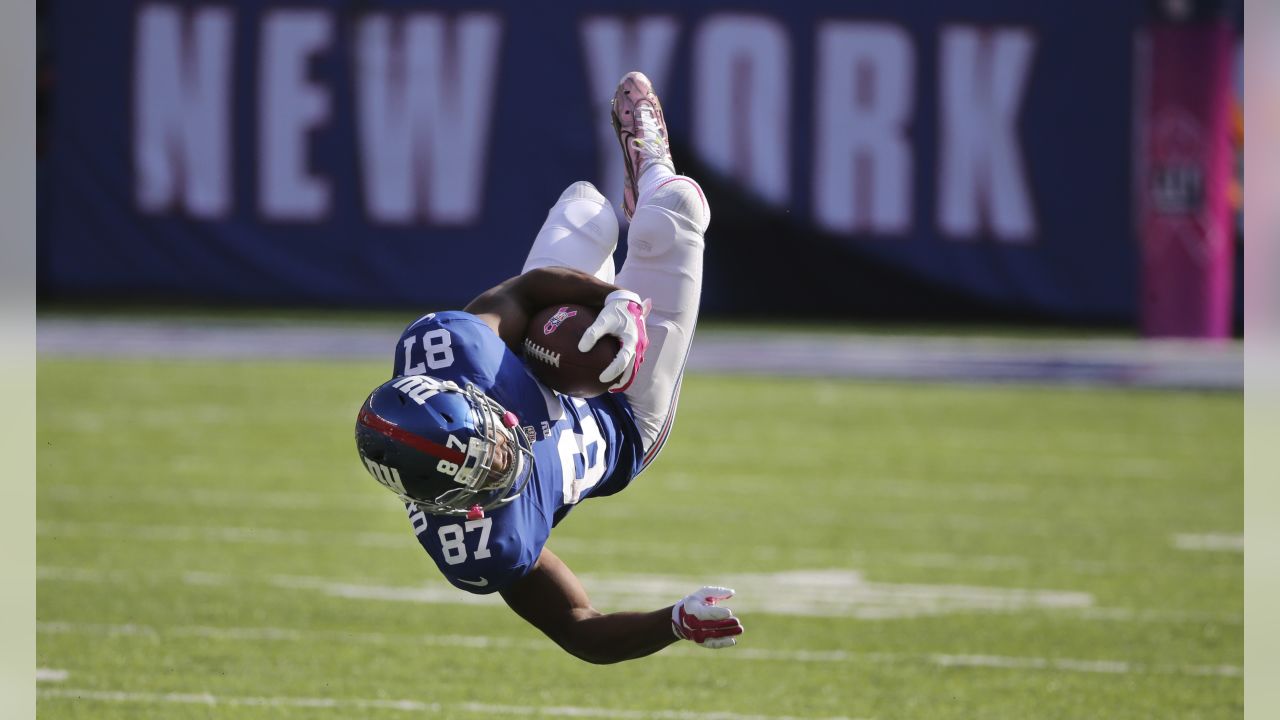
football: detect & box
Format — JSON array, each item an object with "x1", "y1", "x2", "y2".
[{"x1": 523, "y1": 304, "x2": 620, "y2": 398}]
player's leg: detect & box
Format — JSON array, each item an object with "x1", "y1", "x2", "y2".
[
  {"x1": 615, "y1": 172, "x2": 708, "y2": 468},
  {"x1": 521, "y1": 181, "x2": 621, "y2": 283},
  {"x1": 608, "y1": 72, "x2": 710, "y2": 470}
]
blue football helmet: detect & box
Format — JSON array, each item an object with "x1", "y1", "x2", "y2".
[{"x1": 354, "y1": 375, "x2": 534, "y2": 516}]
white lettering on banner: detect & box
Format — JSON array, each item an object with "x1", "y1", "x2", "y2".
[
  {"x1": 693, "y1": 15, "x2": 791, "y2": 206},
  {"x1": 133, "y1": 4, "x2": 233, "y2": 218},
  {"x1": 259, "y1": 10, "x2": 333, "y2": 221},
  {"x1": 355, "y1": 13, "x2": 503, "y2": 225},
  {"x1": 813, "y1": 22, "x2": 915, "y2": 235},
  {"x1": 126, "y1": 8, "x2": 1042, "y2": 246},
  {"x1": 580, "y1": 16, "x2": 679, "y2": 216},
  {"x1": 937, "y1": 27, "x2": 1037, "y2": 242}
]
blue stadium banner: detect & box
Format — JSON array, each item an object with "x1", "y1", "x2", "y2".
[{"x1": 44, "y1": 0, "x2": 1144, "y2": 320}]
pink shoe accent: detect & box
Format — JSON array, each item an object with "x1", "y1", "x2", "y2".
[{"x1": 610, "y1": 71, "x2": 674, "y2": 220}]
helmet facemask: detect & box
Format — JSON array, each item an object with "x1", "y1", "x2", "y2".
[{"x1": 407, "y1": 383, "x2": 534, "y2": 516}]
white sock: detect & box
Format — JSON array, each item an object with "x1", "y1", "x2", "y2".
[{"x1": 636, "y1": 162, "x2": 677, "y2": 207}]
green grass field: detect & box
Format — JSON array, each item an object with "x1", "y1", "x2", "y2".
[{"x1": 37, "y1": 357, "x2": 1242, "y2": 719}]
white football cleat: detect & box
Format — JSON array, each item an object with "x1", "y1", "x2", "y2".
[{"x1": 610, "y1": 71, "x2": 676, "y2": 220}]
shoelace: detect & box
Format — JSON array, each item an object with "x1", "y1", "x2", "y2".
[{"x1": 631, "y1": 106, "x2": 669, "y2": 160}]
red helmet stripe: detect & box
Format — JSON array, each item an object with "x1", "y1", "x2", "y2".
[{"x1": 358, "y1": 408, "x2": 467, "y2": 464}]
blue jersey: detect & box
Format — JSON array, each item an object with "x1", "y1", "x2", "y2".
[{"x1": 392, "y1": 311, "x2": 644, "y2": 594}]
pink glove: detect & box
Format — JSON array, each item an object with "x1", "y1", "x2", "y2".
[
  {"x1": 578, "y1": 289, "x2": 651, "y2": 393},
  {"x1": 671, "y1": 586, "x2": 743, "y2": 649}
]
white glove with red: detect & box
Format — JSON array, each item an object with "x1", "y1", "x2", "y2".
[
  {"x1": 671, "y1": 586, "x2": 743, "y2": 649},
  {"x1": 578, "y1": 289, "x2": 651, "y2": 393}
]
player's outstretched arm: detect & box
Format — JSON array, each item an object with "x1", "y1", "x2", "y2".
[
  {"x1": 500, "y1": 548, "x2": 743, "y2": 664},
  {"x1": 464, "y1": 267, "x2": 619, "y2": 351}
]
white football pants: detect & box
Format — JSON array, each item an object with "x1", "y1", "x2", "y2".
[{"x1": 521, "y1": 175, "x2": 709, "y2": 469}]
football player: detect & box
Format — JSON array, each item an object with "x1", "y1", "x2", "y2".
[{"x1": 353, "y1": 72, "x2": 742, "y2": 663}]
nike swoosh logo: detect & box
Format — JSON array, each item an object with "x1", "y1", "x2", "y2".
[{"x1": 457, "y1": 577, "x2": 489, "y2": 588}]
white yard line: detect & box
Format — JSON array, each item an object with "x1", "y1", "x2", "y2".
[
  {"x1": 36, "y1": 668, "x2": 69, "y2": 682},
  {"x1": 928, "y1": 654, "x2": 1240, "y2": 678},
  {"x1": 42, "y1": 562, "x2": 1094, "y2": 620},
  {"x1": 37, "y1": 621, "x2": 1240, "y2": 679},
  {"x1": 38, "y1": 620, "x2": 542, "y2": 650},
  {"x1": 38, "y1": 564, "x2": 1240, "y2": 625},
  {"x1": 277, "y1": 570, "x2": 1095, "y2": 621},
  {"x1": 43, "y1": 518, "x2": 1025, "y2": 567},
  {"x1": 40, "y1": 484, "x2": 388, "y2": 511},
  {"x1": 1172, "y1": 533, "x2": 1243, "y2": 552},
  {"x1": 41, "y1": 477, "x2": 1031, "y2": 508},
  {"x1": 37, "y1": 317, "x2": 1242, "y2": 390},
  {"x1": 1073, "y1": 606, "x2": 1242, "y2": 625},
  {"x1": 37, "y1": 520, "x2": 407, "y2": 549},
  {"x1": 36, "y1": 688, "x2": 863, "y2": 720},
  {"x1": 454, "y1": 703, "x2": 863, "y2": 720},
  {"x1": 37, "y1": 519, "x2": 1242, "y2": 579}
]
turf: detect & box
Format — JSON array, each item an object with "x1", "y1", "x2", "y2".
[{"x1": 37, "y1": 358, "x2": 1242, "y2": 719}]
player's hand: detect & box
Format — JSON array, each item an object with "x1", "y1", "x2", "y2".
[
  {"x1": 578, "y1": 289, "x2": 651, "y2": 393},
  {"x1": 671, "y1": 586, "x2": 743, "y2": 649}
]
